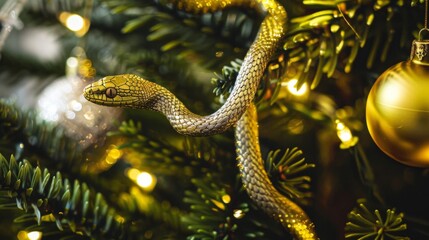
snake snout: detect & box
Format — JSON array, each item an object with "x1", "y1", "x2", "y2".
[
  {"x1": 83, "y1": 84, "x2": 94, "y2": 98},
  {"x1": 84, "y1": 86, "x2": 92, "y2": 94},
  {"x1": 83, "y1": 84, "x2": 104, "y2": 101}
]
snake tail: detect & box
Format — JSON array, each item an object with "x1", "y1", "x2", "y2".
[
  {"x1": 235, "y1": 104, "x2": 318, "y2": 240},
  {"x1": 83, "y1": 0, "x2": 286, "y2": 136}
]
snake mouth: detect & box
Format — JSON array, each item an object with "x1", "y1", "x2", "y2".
[{"x1": 83, "y1": 84, "x2": 103, "y2": 100}]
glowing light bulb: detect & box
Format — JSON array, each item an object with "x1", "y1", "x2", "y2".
[
  {"x1": 337, "y1": 127, "x2": 352, "y2": 143},
  {"x1": 66, "y1": 14, "x2": 84, "y2": 31},
  {"x1": 284, "y1": 79, "x2": 308, "y2": 96},
  {"x1": 222, "y1": 194, "x2": 231, "y2": 204},
  {"x1": 105, "y1": 147, "x2": 122, "y2": 165},
  {"x1": 27, "y1": 231, "x2": 42, "y2": 240},
  {"x1": 126, "y1": 168, "x2": 140, "y2": 181},
  {"x1": 136, "y1": 171, "x2": 156, "y2": 191},
  {"x1": 17, "y1": 231, "x2": 42, "y2": 240},
  {"x1": 67, "y1": 57, "x2": 79, "y2": 68},
  {"x1": 58, "y1": 12, "x2": 90, "y2": 37},
  {"x1": 335, "y1": 120, "x2": 358, "y2": 149},
  {"x1": 137, "y1": 172, "x2": 153, "y2": 187},
  {"x1": 233, "y1": 209, "x2": 245, "y2": 219}
]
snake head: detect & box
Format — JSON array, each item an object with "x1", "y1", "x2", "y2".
[{"x1": 83, "y1": 74, "x2": 150, "y2": 108}]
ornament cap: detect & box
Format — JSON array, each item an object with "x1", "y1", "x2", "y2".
[{"x1": 410, "y1": 39, "x2": 429, "y2": 65}]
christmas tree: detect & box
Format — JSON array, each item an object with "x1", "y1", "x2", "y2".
[{"x1": 0, "y1": 0, "x2": 428, "y2": 239}]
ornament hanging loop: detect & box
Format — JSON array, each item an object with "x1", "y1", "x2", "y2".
[{"x1": 418, "y1": 28, "x2": 429, "y2": 41}]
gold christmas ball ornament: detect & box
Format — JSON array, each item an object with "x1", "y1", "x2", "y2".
[{"x1": 366, "y1": 39, "x2": 429, "y2": 167}]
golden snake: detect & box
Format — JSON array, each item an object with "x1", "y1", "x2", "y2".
[{"x1": 83, "y1": 0, "x2": 317, "y2": 239}]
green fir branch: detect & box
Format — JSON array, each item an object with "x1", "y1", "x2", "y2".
[
  {"x1": 0, "y1": 100, "x2": 83, "y2": 168},
  {"x1": 277, "y1": 0, "x2": 417, "y2": 91},
  {"x1": 108, "y1": 121, "x2": 187, "y2": 176},
  {"x1": 0, "y1": 154, "x2": 125, "y2": 239},
  {"x1": 211, "y1": 59, "x2": 272, "y2": 105},
  {"x1": 107, "y1": 120, "x2": 228, "y2": 176},
  {"x1": 3, "y1": 205, "x2": 95, "y2": 239},
  {"x1": 182, "y1": 174, "x2": 263, "y2": 240},
  {"x1": 212, "y1": 59, "x2": 243, "y2": 98},
  {"x1": 345, "y1": 199, "x2": 409, "y2": 240},
  {"x1": 118, "y1": 186, "x2": 186, "y2": 235},
  {"x1": 351, "y1": 143, "x2": 385, "y2": 205},
  {"x1": 264, "y1": 147, "x2": 315, "y2": 205},
  {"x1": 101, "y1": 0, "x2": 258, "y2": 67},
  {"x1": 182, "y1": 137, "x2": 227, "y2": 168},
  {"x1": 110, "y1": 0, "x2": 259, "y2": 48}
]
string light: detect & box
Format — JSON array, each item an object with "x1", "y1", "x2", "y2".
[
  {"x1": 115, "y1": 215, "x2": 125, "y2": 224},
  {"x1": 57, "y1": 0, "x2": 93, "y2": 37},
  {"x1": 282, "y1": 79, "x2": 309, "y2": 96},
  {"x1": 58, "y1": 12, "x2": 90, "y2": 37},
  {"x1": 66, "y1": 47, "x2": 96, "y2": 79},
  {"x1": 17, "y1": 231, "x2": 42, "y2": 240},
  {"x1": 233, "y1": 209, "x2": 245, "y2": 219},
  {"x1": 137, "y1": 172, "x2": 156, "y2": 189},
  {"x1": 126, "y1": 168, "x2": 140, "y2": 181},
  {"x1": 335, "y1": 119, "x2": 358, "y2": 149},
  {"x1": 66, "y1": 14, "x2": 85, "y2": 31},
  {"x1": 27, "y1": 232, "x2": 42, "y2": 240},
  {"x1": 221, "y1": 194, "x2": 231, "y2": 204},
  {"x1": 105, "y1": 146, "x2": 122, "y2": 165},
  {"x1": 127, "y1": 168, "x2": 157, "y2": 191},
  {"x1": 136, "y1": 172, "x2": 153, "y2": 187}
]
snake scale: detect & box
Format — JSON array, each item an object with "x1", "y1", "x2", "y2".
[{"x1": 84, "y1": 0, "x2": 317, "y2": 239}]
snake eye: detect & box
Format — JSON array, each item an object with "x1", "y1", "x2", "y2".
[{"x1": 105, "y1": 87, "x2": 117, "y2": 98}]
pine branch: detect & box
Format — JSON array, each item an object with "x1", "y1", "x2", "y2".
[
  {"x1": 212, "y1": 59, "x2": 242, "y2": 98},
  {"x1": 350, "y1": 144, "x2": 385, "y2": 205},
  {"x1": 118, "y1": 186, "x2": 186, "y2": 235},
  {"x1": 107, "y1": 120, "x2": 232, "y2": 177},
  {"x1": 111, "y1": 0, "x2": 259, "y2": 48},
  {"x1": 211, "y1": 58, "x2": 278, "y2": 108},
  {"x1": 264, "y1": 147, "x2": 315, "y2": 205},
  {"x1": 281, "y1": 0, "x2": 417, "y2": 90},
  {"x1": 0, "y1": 154, "x2": 125, "y2": 239},
  {"x1": 345, "y1": 198, "x2": 409, "y2": 240},
  {"x1": 0, "y1": 100, "x2": 83, "y2": 170},
  {"x1": 182, "y1": 174, "x2": 272, "y2": 240},
  {"x1": 101, "y1": 0, "x2": 258, "y2": 68}
]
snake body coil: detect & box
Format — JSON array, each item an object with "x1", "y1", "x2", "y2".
[
  {"x1": 236, "y1": 104, "x2": 316, "y2": 239},
  {"x1": 84, "y1": 0, "x2": 317, "y2": 239}
]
